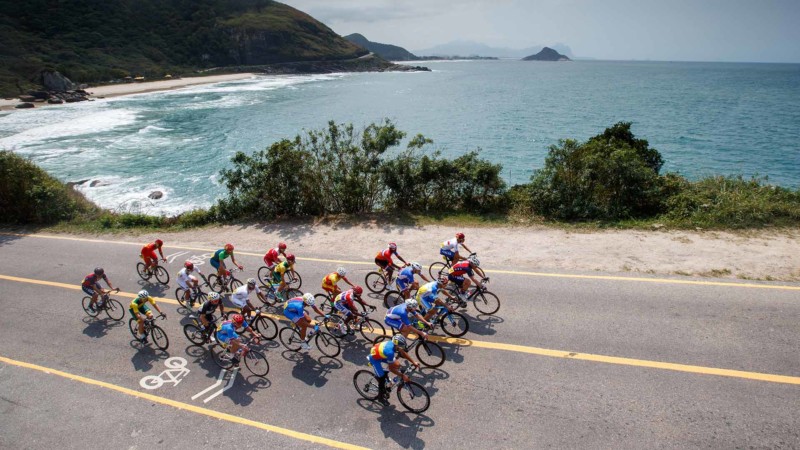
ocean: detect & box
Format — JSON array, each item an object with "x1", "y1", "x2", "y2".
[{"x1": 1, "y1": 60, "x2": 798, "y2": 215}]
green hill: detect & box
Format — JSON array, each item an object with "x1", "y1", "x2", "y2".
[
  {"x1": 344, "y1": 33, "x2": 418, "y2": 61},
  {"x1": 0, "y1": 0, "x2": 368, "y2": 96}
]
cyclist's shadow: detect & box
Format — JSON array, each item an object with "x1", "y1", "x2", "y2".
[
  {"x1": 129, "y1": 344, "x2": 169, "y2": 372},
  {"x1": 280, "y1": 351, "x2": 343, "y2": 387},
  {"x1": 81, "y1": 317, "x2": 124, "y2": 339},
  {"x1": 338, "y1": 339, "x2": 373, "y2": 366},
  {"x1": 182, "y1": 345, "x2": 271, "y2": 406},
  {"x1": 356, "y1": 399, "x2": 434, "y2": 449},
  {"x1": 464, "y1": 313, "x2": 503, "y2": 337},
  {"x1": 135, "y1": 280, "x2": 169, "y2": 297}
]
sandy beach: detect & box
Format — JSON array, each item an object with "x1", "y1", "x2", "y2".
[{"x1": 0, "y1": 73, "x2": 256, "y2": 111}]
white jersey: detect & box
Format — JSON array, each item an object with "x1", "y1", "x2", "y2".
[
  {"x1": 176, "y1": 267, "x2": 203, "y2": 289},
  {"x1": 441, "y1": 238, "x2": 460, "y2": 252},
  {"x1": 230, "y1": 284, "x2": 261, "y2": 307}
]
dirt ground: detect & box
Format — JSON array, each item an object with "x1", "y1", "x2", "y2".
[{"x1": 73, "y1": 223, "x2": 800, "y2": 282}]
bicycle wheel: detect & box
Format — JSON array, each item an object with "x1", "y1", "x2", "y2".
[
  {"x1": 315, "y1": 332, "x2": 341, "y2": 357},
  {"x1": 383, "y1": 290, "x2": 404, "y2": 309},
  {"x1": 324, "y1": 315, "x2": 347, "y2": 339},
  {"x1": 416, "y1": 340, "x2": 445, "y2": 368},
  {"x1": 175, "y1": 288, "x2": 190, "y2": 308},
  {"x1": 365, "y1": 271, "x2": 387, "y2": 294},
  {"x1": 359, "y1": 318, "x2": 386, "y2": 343},
  {"x1": 253, "y1": 315, "x2": 278, "y2": 341},
  {"x1": 136, "y1": 262, "x2": 150, "y2": 281},
  {"x1": 183, "y1": 324, "x2": 206, "y2": 345},
  {"x1": 353, "y1": 370, "x2": 381, "y2": 401},
  {"x1": 229, "y1": 277, "x2": 243, "y2": 291},
  {"x1": 244, "y1": 349, "x2": 270, "y2": 377},
  {"x1": 257, "y1": 266, "x2": 271, "y2": 286},
  {"x1": 397, "y1": 381, "x2": 431, "y2": 414},
  {"x1": 150, "y1": 325, "x2": 169, "y2": 350},
  {"x1": 288, "y1": 272, "x2": 302, "y2": 289},
  {"x1": 279, "y1": 327, "x2": 302, "y2": 351},
  {"x1": 128, "y1": 318, "x2": 139, "y2": 338},
  {"x1": 428, "y1": 262, "x2": 447, "y2": 279},
  {"x1": 315, "y1": 294, "x2": 333, "y2": 314},
  {"x1": 154, "y1": 266, "x2": 170, "y2": 285},
  {"x1": 194, "y1": 292, "x2": 208, "y2": 307},
  {"x1": 104, "y1": 299, "x2": 125, "y2": 321},
  {"x1": 439, "y1": 311, "x2": 469, "y2": 337},
  {"x1": 82, "y1": 296, "x2": 100, "y2": 317},
  {"x1": 207, "y1": 274, "x2": 224, "y2": 293},
  {"x1": 211, "y1": 345, "x2": 235, "y2": 369},
  {"x1": 473, "y1": 291, "x2": 501, "y2": 315},
  {"x1": 284, "y1": 288, "x2": 303, "y2": 300}
]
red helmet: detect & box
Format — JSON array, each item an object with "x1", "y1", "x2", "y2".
[
  {"x1": 155, "y1": 239, "x2": 163, "y2": 246},
  {"x1": 388, "y1": 242, "x2": 397, "y2": 250},
  {"x1": 231, "y1": 314, "x2": 244, "y2": 326},
  {"x1": 224, "y1": 243, "x2": 234, "y2": 252},
  {"x1": 286, "y1": 253, "x2": 295, "y2": 262},
  {"x1": 184, "y1": 261, "x2": 194, "y2": 270},
  {"x1": 352, "y1": 285, "x2": 363, "y2": 295},
  {"x1": 456, "y1": 232, "x2": 465, "y2": 240},
  {"x1": 278, "y1": 242, "x2": 287, "y2": 250}
]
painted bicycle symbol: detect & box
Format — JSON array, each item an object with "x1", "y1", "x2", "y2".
[{"x1": 139, "y1": 357, "x2": 191, "y2": 390}]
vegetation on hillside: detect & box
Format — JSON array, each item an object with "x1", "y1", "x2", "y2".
[{"x1": 0, "y1": 0, "x2": 366, "y2": 96}]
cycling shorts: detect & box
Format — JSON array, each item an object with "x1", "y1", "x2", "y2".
[
  {"x1": 177, "y1": 275, "x2": 196, "y2": 290},
  {"x1": 439, "y1": 248, "x2": 455, "y2": 260},
  {"x1": 334, "y1": 301, "x2": 353, "y2": 317},
  {"x1": 384, "y1": 316, "x2": 403, "y2": 330},
  {"x1": 448, "y1": 274, "x2": 465, "y2": 287},
  {"x1": 368, "y1": 356, "x2": 389, "y2": 378},
  {"x1": 210, "y1": 258, "x2": 221, "y2": 269},
  {"x1": 284, "y1": 307, "x2": 305, "y2": 323},
  {"x1": 129, "y1": 304, "x2": 151, "y2": 318},
  {"x1": 271, "y1": 271, "x2": 283, "y2": 284},
  {"x1": 142, "y1": 250, "x2": 157, "y2": 265},
  {"x1": 82, "y1": 284, "x2": 98, "y2": 296},
  {"x1": 374, "y1": 257, "x2": 390, "y2": 269},
  {"x1": 419, "y1": 295, "x2": 435, "y2": 311},
  {"x1": 395, "y1": 277, "x2": 413, "y2": 292},
  {"x1": 230, "y1": 294, "x2": 248, "y2": 309},
  {"x1": 217, "y1": 330, "x2": 239, "y2": 346}
]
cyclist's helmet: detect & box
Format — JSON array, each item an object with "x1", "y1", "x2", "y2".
[
  {"x1": 224, "y1": 243, "x2": 234, "y2": 252},
  {"x1": 137, "y1": 289, "x2": 149, "y2": 299},
  {"x1": 155, "y1": 239, "x2": 163, "y2": 246},
  {"x1": 231, "y1": 314, "x2": 244, "y2": 326},
  {"x1": 184, "y1": 260, "x2": 194, "y2": 271},
  {"x1": 392, "y1": 334, "x2": 408, "y2": 350},
  {"x1": 302, "y1": 293, "x2": 315, "y2": 306},
  {"x1": 93, "y1": 267, "x2": 104, "y2": 276},
  {"x1": 411, "y1": 262, "x2": 422, "y2": 271},
  {"x1": 456, "y1": 232, "x2": 465, "y2": 241},
  {"x1": 336, "y1": 266, "x2": 347, "y2": 276},
  {"x1": 278, "y1": 242, "x2": 287, "y2": 250},
  {"x1": 388, "y1": 242, "x2": 397, "y2": 250},
  {"x1": 246, "y1": 278, "x2": 256, "y2": 287},
  {"x1": 286, "y1": 253, "x2": 295, "y2": 263},
  {"x1": 208, "y1": 292, "x2": 221, "y2": 302},
  {"x1": 404, "y1": 298, "x2": 419, "y2": 310},
  {"x1": 468, "y1": 255, "x2": 480, "y2": 267},
  {"x1": 352, "y1": 285, "x2": 363, "y2": 296}
]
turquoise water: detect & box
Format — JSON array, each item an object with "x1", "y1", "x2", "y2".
[{"x1": 1, "y1": 60, "x2": 798, "y2": 214}]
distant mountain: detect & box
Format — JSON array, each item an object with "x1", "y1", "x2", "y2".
[
  {"x1": 522, "y1": 47, "x2": 571, "y2": 61},
  {"x1": 413, "y1": 40, "x2": 576, "y2": 59},
  {"x1": 344, "y1": 33, "x2": 418, "y2": 61}
]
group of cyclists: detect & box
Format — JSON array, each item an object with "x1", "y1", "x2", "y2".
[{"x1": 81, "y1": 232, "x2": 487, "y2": 404}]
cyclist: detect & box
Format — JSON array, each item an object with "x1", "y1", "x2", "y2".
[
  {"x1": 374, "y1": 242, "x2": 408, "y2": 282},
  {"x1": 176, "y1": 260, "x2": 207, "y2": 307},
  {"x1": 81, "y1": 267, "x2": 116, "y2": 312},
  {"x1": 129, "y1": 289, "x2": 166, "y2": 342},
  {"x1": 210, "y1": 243, "x2": 243, "y2": 278},
  {"x1": 271, "y1": 253, "x2": 296, "y2": 298},
  {"x1": 385, "y1": 299, "x2": 432, "y2": 340},
  {"x1": 448, "y1": 255, "x2": 487, "y2": 305},
  {"x1": 198, "y1": 292, "x2": 224, "y2": 335},
  {"x1": 230, "y1": 278, "x2": 267, "y2": 318},
  {"x1": 283, "y1": 293, "x2": 326, "y2": 350},
  {"x1": 368, "y1": 334, "x2": 421, "y2": 403},
  {"x1": 440, "y1": 232, "x2": 472, "y2": 266},
  {"x1": 333, "y1": 286, "x2": 374, "y2": 333},
  {"x1": 394, "y1": 262, "x2": 430, "y2": 299},
  {"x1": 263, "y1": 242, "x2": 288, "y2": 273},
  {"x1": 417, "y1": 277, "x2": 458, "y2": 323},
  {"x1": 321, "y1": 266, "x2": 355, "y2": 300},
  {"x1": 216, "y1": 314, "x2": 261, "y2": 367},
  {"x1": 141, "y1": 239, "x2": 166, "y2": 273}
]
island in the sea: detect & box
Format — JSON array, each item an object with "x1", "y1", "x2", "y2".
[{"x1": 522, "y1": 47, "x2": 571, "y2": 61}]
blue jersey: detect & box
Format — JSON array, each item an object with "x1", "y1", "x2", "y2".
[
  {"x1": 217, "y1": 319, "x2": 249, "y2": 343},
  {"x1": 386, "y1": 303, "x2": 414, "y2": 326},
  {"x1": 284, "y1": 299, "x2": 305, "y2": 315},
  {"x1": 395, "y1": 267, "x2": 416, "y2": 291}
]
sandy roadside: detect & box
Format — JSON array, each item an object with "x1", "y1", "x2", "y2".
[
  {"x1": 40, "y1": 223, "x2": 800, "y2": 282},
  {"x1": 0, "y1": 73, "x2": 256, "y2": 111}
]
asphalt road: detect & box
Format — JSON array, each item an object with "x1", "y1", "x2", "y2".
[{"x1": 0, "y1": 232, "x2": 798, "y2": 449}]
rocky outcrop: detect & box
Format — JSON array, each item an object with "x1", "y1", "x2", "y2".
[
  {"x1": 522, "y1": 47, "x2": 571, "y2": 61},
  {"x1": 40, "y1": 70, "x2": 77, "y2": 92},
  {"x1": 148, "y1": 191, "x2": 163, "y2": 200},
  {"x1": 254, "y1": 54, "x2": 429, "y2": 75}
]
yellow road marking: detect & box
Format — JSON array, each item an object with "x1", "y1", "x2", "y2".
[
  {"x1": 0, "y1": 355, "x2": 369, "y2": 450},
  {"x1": 2, "y1": 274, "x2": 799, "y2": 385},
  {"x1": 3, "y1": 231, "x2": 799, "y2": 290}
]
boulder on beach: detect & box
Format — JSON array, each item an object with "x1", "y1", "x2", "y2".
[
  {"x1": 148, "y1": 191, "x2": 164, "y2": 200},
  {"x1": 15, "y1": 103, "x2": 34, "y2": 109},
  {"x1": 89, "y1": 180, "x2": 110, "y2": 187},
  {"x1": 40, "y1": 70, "x2": 77, "y2": 92}
]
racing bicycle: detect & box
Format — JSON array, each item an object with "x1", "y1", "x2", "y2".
[
  {"x1": 128, "y1": 314, "x2": 169, "y2": 350},
  {"x1": 353, "y1": 364, "x2": 430, "y2": 414},
  {"x1": 81, "y1": 288, "x2": 124, "y2": 321}
]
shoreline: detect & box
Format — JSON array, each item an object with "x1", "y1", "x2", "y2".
[{"x1": 0, "y1": 73, "x2": 257, "y2": 111}]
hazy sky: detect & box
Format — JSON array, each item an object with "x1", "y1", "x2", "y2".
[{"x1": 279, "y1": 0, "x2": 800, "y2": 62}]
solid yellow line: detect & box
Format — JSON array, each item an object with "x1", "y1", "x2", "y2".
[
  {"x1": 3, "y1": 274, "x2": 798, "y2": 386},
  {"x1": 0, "y1": 355, "x2": 369, "y2": 450},
  {"x1": 3, "y1": 232, "x2": 799, "y2": 290}
]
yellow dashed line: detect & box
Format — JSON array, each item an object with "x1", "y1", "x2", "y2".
[{"x1": 0, "y1": 355, "x2": 370, "y2": 450}]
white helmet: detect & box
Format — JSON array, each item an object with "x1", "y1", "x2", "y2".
[
  {"x1": 303, "y1": 293, "x2": 315, "y2": 306},
  {"x1": 404, "y1": 298, "x2": 419, "y2": 309},
  {"x1": 336, "y1": 267, "x2": 347, "y2": 276},
  {"x1": 208, "y1": 292, "x2": 221, "y2": 301},
  {"x1": 137, "y1": 289, "x2": 149, "y2": 299},
  {"x1": 246, "y1": 278, "x2": 256, "y2": 286},
  {"x1": 411, "y1": 262, "x2": 422, "y2": 271},
  {"x1": 468, "y1": 255, "x2": 480, "y2": 267}
]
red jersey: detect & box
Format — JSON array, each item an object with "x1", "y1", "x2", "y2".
[
  {"x1": 375, "y1": 248, "x2": 394, "y2": 263},
  {"x1": 449, "y1": 261, "x2": 474, "y2": 277}
]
